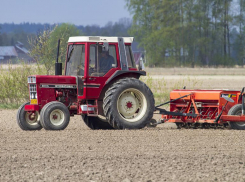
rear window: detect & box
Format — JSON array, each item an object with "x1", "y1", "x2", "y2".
[{"x1": 125, "y1": 45, "x2": 136, "y2": 68}]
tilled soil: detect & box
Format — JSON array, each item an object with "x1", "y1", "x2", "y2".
[{"x1": 1, "y1": 110, "x2": 245, "y2": 182}]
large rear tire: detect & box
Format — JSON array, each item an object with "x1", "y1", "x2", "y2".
[
  {"x1": 228, "y1": 104, "x2": 245, "y2": 130},
  {"x1": 40, "y1": 101, "x2": 70, "y2": 130},
  {"x1": 82, "y1": 115, "x2": 114, "y2": 130},
  {"x1": 103, "y1": 78, "x2": 155, "y2": 129},
  {"x1": 17, "y1": 102, "x2": 42, "y2": 130}
]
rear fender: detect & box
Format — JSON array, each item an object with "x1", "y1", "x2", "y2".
[
  {"x1": 105, "y1": 70, "x2": 146, "y2": 85},
  {"x1": 99, "y1": 70, "x2": 146, "y2": 100}
]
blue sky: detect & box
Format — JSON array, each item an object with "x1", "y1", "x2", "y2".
[{"x1": 0, "y1": 0, "x2": 132, "y2": 26}]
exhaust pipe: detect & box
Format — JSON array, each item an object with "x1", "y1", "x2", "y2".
[{"x1": 55, "y1": 39, "x2": 62, "y2": 75}]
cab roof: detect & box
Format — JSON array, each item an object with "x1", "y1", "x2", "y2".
[{"x1": 68, "y1": 36, "x2": 134, "y2": 43}]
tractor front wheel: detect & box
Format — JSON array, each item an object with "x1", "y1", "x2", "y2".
[
  {"x1": 82, "y1": 115, "x2": 114, "y2": 130},
  {"x1": 40, "y1": 101, "x2": 70, "y2": 130},
  {"x1": 103, "y1": 78, "x2": 155, "y2": 129},
  {"x1": 17, "y1": 102, "x2": 42, "y2": 130},
  {"x1": 228, "y1": 104, "x2": 245, "y2": 130}
]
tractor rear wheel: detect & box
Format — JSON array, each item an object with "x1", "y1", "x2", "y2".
[
  {"x1": 228, "y1": 104, "x2": 245, "y2": 130},
  {"x1": 103, "y1": 78, "x2": 155, "y2": 129},
  {"x1": 82, "y1": 115, "x2": 114, "y2": 130},
  {"x1": 17, "y1": 102, "x2": 42, "y2": 130},
  {"x1": 40, "y1": 101, "x2": 70, "y2": 130}
]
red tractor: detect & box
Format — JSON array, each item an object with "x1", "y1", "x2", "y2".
[{"x1": 17, "y1": 36, "x2": 155, "y2": 130}]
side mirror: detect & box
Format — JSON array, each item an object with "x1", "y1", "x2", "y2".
[
  {"x1": 138, "y1": 60, "x2": 142, "y2": 70},
  {"x1": 102, "y1": 42, "x2": 109, "y2": 52},
  {"x1": 138, "y1": 58, "x2": 144, "y2": 71}
]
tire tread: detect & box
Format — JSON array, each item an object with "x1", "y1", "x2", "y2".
[
  {"x1": 16, "y1": 102, "x2": 42, "y2": 130},
  {"x1": 40, "y1": 101, "x2": 70, "y2": 130}
]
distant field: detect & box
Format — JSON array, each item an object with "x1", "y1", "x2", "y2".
[
  {"x1": 0, "y1": 64, "x2": 42, "y2": 74},
  {"x1": 0, "y1": 64, "x2": 35, "y2": 69},
  {"x1": 145, "y1": 67, "x2": 245, "y2": 75},
  {"x1": 142, "y1": 75, "x2": 245, "y2": 89},
  {"x1": 2, "y1": 64, "x2": 245, "y2": 75}
]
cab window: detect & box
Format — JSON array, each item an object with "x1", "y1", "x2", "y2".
[
  {"x1": 66, "y1": 44, "x2": 85, "y2": 76},
  {"x1": 125, "y1": 45, "x2": 136, "y2": 68},
  {"x1": 89, "y1": 44, "x2": 117, "y2": 76}
]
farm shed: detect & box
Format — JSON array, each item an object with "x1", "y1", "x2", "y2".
[{"x1": 0, "y1": 46, "x2": 18, "y2": 63}]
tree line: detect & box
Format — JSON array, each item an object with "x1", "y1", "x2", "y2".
[
  {"x1": 126, "y1": 0, "x2": 245, "y2": 67},
  {"x1": 0, "y1": 18, "x2": 131, "y2": 49}
]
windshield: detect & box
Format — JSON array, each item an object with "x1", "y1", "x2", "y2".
[{"x1": 66, "y1": 44, "x2": 85, "y2": 76}]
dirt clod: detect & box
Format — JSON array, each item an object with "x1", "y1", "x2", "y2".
[{"x1": 160, "y1": 122, "x2": 178, "y2": 129}]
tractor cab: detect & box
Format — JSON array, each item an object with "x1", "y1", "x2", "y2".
[{"x1": 65, "y1": 36, "x2": 137, "y2": 77}]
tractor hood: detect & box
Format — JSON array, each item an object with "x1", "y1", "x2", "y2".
[{"x1": 28, "y1": 75, "x2": 77, "y2": 87}]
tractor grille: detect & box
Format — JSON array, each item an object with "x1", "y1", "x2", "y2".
[{"x1": 29, "y1": 84, "x2": 38, "y2": 104}]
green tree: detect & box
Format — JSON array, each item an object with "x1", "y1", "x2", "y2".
[
  {"x1": 126, "y1": 0, "x2": 237, "y2": 67},
  {"x1": 29, "y1": 23, "x2": 80, "y2": 74},
  {"x1": 233, "y1": 0, "x2": 245, "y2": 66},
  {"x1": 48, "y1": 23, "x2": 80, "y2": 64},
  {"x1": 29, "y1": 28, "x2": 54, "y2": 74}
]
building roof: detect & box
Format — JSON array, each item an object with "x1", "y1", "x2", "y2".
[
  {"x1": 16, "y1": 41, "x2": 24, "y2": 46},
  {"x1": 68, "y1": 36, "x2": 134, "y2": 43},
  {"x1": 15, "y1": 45, "x2": 29, "y2": 54},
  {"x1": 0, "y1": 46, "x2": 18, "y2": 57}
]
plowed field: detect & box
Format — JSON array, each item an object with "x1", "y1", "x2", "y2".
[{"x1": 1, "y1": 109, "x2": 245, "y2": 182}]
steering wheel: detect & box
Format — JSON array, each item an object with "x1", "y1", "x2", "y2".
[
  {"x1": 89, "y1": 66, "x2": 95, "y2": 73},
  {"x1": 73, "y1": 65, "x2": 84, "y2": 76}
]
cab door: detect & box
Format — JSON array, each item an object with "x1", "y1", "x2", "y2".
[
  {"x1": 65, "y1": 43, "x2": 86, "y2": 97},
  {"x1": 85, "y1": 43, "x2": 119, "y2": 99}
]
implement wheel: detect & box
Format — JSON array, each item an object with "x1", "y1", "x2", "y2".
[
  {"x1": 17, "y1": 102, "x2": 42, "y2": 130},
  {"x1": 82, "y1": 115, "x2": 114, "y2": 130},
  {"x1": 40, "y1": 101, "x2": 70, "y2": 130},
  {"x1": 228, "y1": 104, "x2": 245, "y2": 130},
  {"x1": 103, "y1": 78, "x2": 155, "y2": 129}
]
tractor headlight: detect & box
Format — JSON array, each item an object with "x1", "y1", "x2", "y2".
[{"x1": 28, "y1": 76, "x2": 36, "y2": 83}]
